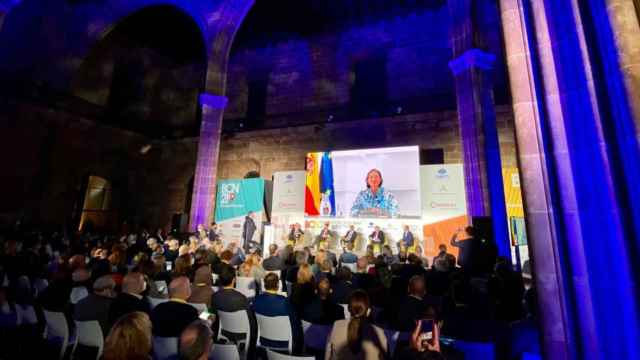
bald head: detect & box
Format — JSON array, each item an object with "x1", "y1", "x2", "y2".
[
  {"x1": 169, "y1": 276, "x2": 191, "y2": 300},
  {"x1": 408, "y1": 275, "x2": 426, "y2": 298},
  {"x1": 122, "y1": 272, "x2": 146, "y2": 295},
  {"x1": 180, "y1": 320, "x2": 212, "y2": 360}
]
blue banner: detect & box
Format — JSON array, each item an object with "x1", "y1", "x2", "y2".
[
  {"x1": 215, "y1": 178, "x2": 265, "y2": 222},
  {"x1": 319, "y1": 152, "x2": 336, "y2": 216}
]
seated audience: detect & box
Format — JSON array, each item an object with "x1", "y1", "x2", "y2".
[
  {"x1": 108, "y1": 272, "x2": 150, "y2": 326},
  {"x1": 179, "y1": 319, "x2": 213, "y2": 360},
  {"x1": 263, "y1": 244, "x2": 285, "y2": 271},
  {"x1": 332, "y1": 267, "x2": 355, "y2": 304},
  {"x1": 211, "y1": 250, "x2": 234, "y2": 276},
  {"x1": 103, "y1": 311, "x2": 152, "y2": 360},
  {"x1": 189, "y1": 265, "x2": 214, "y2": 309},
  {"x1": 165, "y1": 239, "x2": 180, "y2": 264},
  {"x1": 252, "y1": 273, "x2": 302, "y2": 350},
  {"x1": 238, "y1": 253, "x2": 265, "y2": 280},
  {"x1": 325, "y1": 290, "x2": 388, "y2": 360},
  {"x1": 151, "y1": 276, "x2": 199, "y2": 338},
  {"x1": 290, "y1": 263, "x2": 316, "y2": 315},
  {"x1": 303, "y1": 277, "x2": 344, "y2": 325},
  {"x1": 74, "y1": 274, "x2": 116, "y2": 337},
  {"x1": 339, "y1": 242, "x2": 358, "y2": 265},
  {"x1": 173, "y1": 254, "x2": 193, "y2": 278},
  {"x1": 394, "y1": 275, "x2": 429, "y2": 331}
]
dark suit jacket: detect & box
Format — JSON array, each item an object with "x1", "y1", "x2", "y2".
[
  {"x1": 342, "y1": 230, "x2": 357, "y2": 244},
  {"x1": 73, "y1": 294, "x2": 113, "y2": 337},
  {"x1": 151, "y1": 300, "x2": 199, "y2": 337},
  {"x1": 331, "y1": 280, "x2": 355, "y2": 304},
  {"x1": 302, "y1": 298, "x2": 344, "y2": 325},
  {"x1": 369, "y1": 230, "x2": 385, "y2": 244},
  {"x1": 393, "y1": 295, "x2": 427, "y2": 331},
  {"x1": 108, "y1": 293, "x2": 150, "y2": 327},
  {"x1": 402, "y1": 231, "x2": 415, "y2": 247},
  {"x1": 263, "y1": 256, "x2": 285, "y2": 271}
]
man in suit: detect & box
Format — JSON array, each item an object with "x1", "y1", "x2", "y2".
[
  {"x1": 368, "y1": 226, "x2": 385, "y2": 254},
  {"x1": 242, "y1": 211, "x2": 257, "y2": 253},
  {"x1": 208, "y1": 222, "x2": 219, "y2": 243},
  {"x1": 108, "y1": 272, "x2": 150, "y2": 326},
  {"x1": 315, "y1": 222, "x2": 332, "y2": 250},
  {"x1": 211, "y1": 265, "x2": 257, "y2": 352},
  {"x1": 288, "y1": 223, "x2": 304, "y2": 247},
  {"x1": 251, "y1": 273, "x2": 302, "y2": 351},
  {"x1": 151, "y1": 276, "x2": 200, "y2": 337},
  {"x1": 302, "y1": 277, "x2": 344, "y2": 325},
  {"x1": 263, "y1": 244, "x2": 285, "y2": 271},
  {"x1": 401, "y1": 225, "x2": 415, "y2": 252},
  {"x1": 73, "y1": 275, "x2": 115, "y2": 337},
  {"x1": 393, "y1": 275, "x2": 429, "y2": 332},
  {"x1": 331, "y1": 267, "x2": 355, "y2": 304},
  {"x1": 339, "y1": 242, "x2": 358, "y2": 265},
  {"x1": 341, "y1": 225, "x2": 358, "y2": 249}
]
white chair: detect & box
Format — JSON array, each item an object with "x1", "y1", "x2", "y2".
[
  {"x1": 148, "y1": 297, "x2": 169, "y2": 309},
  {"x1": 155, "y1": 280, "x2": 168, "y2": 296},
  {"x1": 189, "y1": 302, "x2": 207, "y2": 314},
  {"x1": 70, "y1": 286, "x2": 89, "y2": 305},
  {"x1": 217, "y1": 310, "x2": 252, "y2": 359},
  {"x1": 16, "y1": 304, "x2": 38, "y2": 326},
  {"x1": 301, "y1": 320, "x2": 332, "y2": 351},
  {"x1": 43, "y1": 310, "x2": 70, "y2": 360},
  {"x1": 255, "y1": 314, "x2": 293, "y2": 353},
  {"x1": 340, "y1": 304, "x2": 350, "y2": 319},
  {"x1": 209, "y1": 343, "x2": 240, "y2": 360},
  {"x1": 342, "y1": 263, "x2": 357, "y2": 273},
  {"x1": 266, "y1": 349, "x2": 314, "y2": 360},
  {"x1": 153, "y1": 336, "x2": 179, "y2": 360},
  {"x1": 235, "y1": 277, "x2": 257, "y2": 299},
  {"x1": 212, "y1": 273, "x2": 219, "y2": 284},
  {"x1": 265, "y1": 270, "x2": 281, "y2": 278},
  {"x1": 74, "y1": 320, "x2": 104, "y2": 360},
  {"x1": 33, "y1": 278, "x2": 49, "y2": 298}
]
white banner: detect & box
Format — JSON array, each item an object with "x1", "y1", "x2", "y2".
[
  {"x1": 271, "y1": 171, "x2": 306, "y2": 248},
  {"x1": 421, "y1": 164, "x2": 467, "y2": 223}
]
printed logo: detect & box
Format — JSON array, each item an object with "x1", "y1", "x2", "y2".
[
  {"x1": 220, "y1": 183, "x2": 240, "y2": 205},
  {"x1": 436, "y1": 168, "x2": 449, "y2": 179}
]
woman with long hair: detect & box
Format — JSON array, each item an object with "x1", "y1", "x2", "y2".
[
  {"x1": 290, "y1": 263, "x2": 316, "y2": 315},
  {"x1": 103, "y1": 311, "x2": 152, "y2": 360},
  {"x1": 325, "y1": 290, "x2": 388, "y2": 360}
]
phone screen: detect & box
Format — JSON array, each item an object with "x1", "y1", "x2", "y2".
[{"x1": 166, "y1": 263, "x2": 173, "y2": 271}]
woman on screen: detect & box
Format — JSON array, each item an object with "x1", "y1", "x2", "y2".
[{"x1": 350, "y1": 169, "x2": 399, "y2": 217}]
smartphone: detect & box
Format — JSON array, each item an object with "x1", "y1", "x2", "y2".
[
  {"x1": 166, "y1": 262, "x2": 173, "y2": 271},
  {"x1": 419, "y1": 319, "x2": 434, "y2": 345},
  {"x1": 199, "y1": 310, "x2": 211, "y2": 320}
]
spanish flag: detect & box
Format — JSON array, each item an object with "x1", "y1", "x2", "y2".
[{"x1": 305, "y1": 152, "x2": 321, "y2": 215}]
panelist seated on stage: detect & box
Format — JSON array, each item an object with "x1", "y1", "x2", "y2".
[
  {"x1": 341, "y1": 225, "x2": 358, "y2": 247},
  {"x1": 350, "y1": 169, "x2": 399, "y2": 218},
  {"x1": 368, "y1": 226, "x2": 386, "y2": 248},
  {"x1": 314, "y1": 222, "x2": 333, "y2": 248},
  {"x1": 288, "y1": 223, "x2": 305, "y2": 245}
]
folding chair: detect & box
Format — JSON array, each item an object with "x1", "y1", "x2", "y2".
[
  {"x1": 209, "y1": 343, "x2": 240, "y2": 360},
  {"x1": 74, "y1": 320, "x2": 104, "y2": 360},
  {"x1": 265, "y1": 349, "x2": 314, "y2": 360},
  {"x1": 343, "y1": 263, "x2": 357, "y2": 273},
  {"x1": 255, "y1": 314, "x2": 293, "y2": 354},
  {"x1": 148, "y1": 297, "x2": 169, "y2": 310},
  {"x1": 43, "y1": 310, "x2": 70, "y2": 360},
  {"x1": 217, "y1": 310, "x2": 252, "y2": 359},
  {"x1": 340, "y1": 304, "x2": 350, "y2": 319},
  {"x1": 189, "y1": 302, "x2": 207, "y2": 314},
  {"x1": 152, "y1": 336, "x2": 179, "y2": 360},
  {"x1": 69, "y1": 287, "x2": 89, "y2": 305}
]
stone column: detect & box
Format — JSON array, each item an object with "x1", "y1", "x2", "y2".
[
  {"x1": 499, "y1": 1, "x2": 572, "y2": 358},
  {"x1": 499, "y1": 0, "x2": 640, "y2": 358},
  {"x1": 188, "y1": 93, "x2": 228, "y2": 232},
  {"x1": 448, "y1": 0, "x2": 511, "y2": 258}
]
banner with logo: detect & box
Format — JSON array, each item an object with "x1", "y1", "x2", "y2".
[
  {"x1": 271, "y1": 171, "x2": 306, "y2": 248},
  {"x1": 421, "y1": 164, "x2": 467, "y2": 223},
  {"x1": 214, "y1": 178, "x2": 265, "y2": 248}
]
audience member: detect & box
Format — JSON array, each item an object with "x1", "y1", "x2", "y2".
[
  {"x1": 73, "y1": 274, "x2": 116, "y2": 336},
  {"x1": 239, "y1": 253, "x2": 265, "y2": 280},
  {"x1": 103, "y1": 311, "x2": 152, "y2": 360},
  {"x1": 179, "y1": 319, "x2": 213, "y2": 360},
  {"x1": 303, "y1": 277, "x2": 344, "y2": 325},
  {"x1": 394, "y1": 275, "x2": 429, "y2": 331},
  {"x1": 151, "y1": 276, "x2": 200, "y2": 337},
  {"x1": 325, "y1": 290, "x2": 388, "y2": 359},
  {"x1": 108, "y1": 272, "x2": 150, "y2": 326},
  {"x1": 339, "y1": 242, "x2": 358, "y2": 265},
  {"x1": 332, "y1": 267, "x2": 355, "y2": 304},
  {"x1": 189, "y1": 265, "x2": 214, "y2": 308},
  {"x1": 290, "y1": 263, "x2": 316, "y2": 315},
  {"x1": 263, "y1": 244, "x2": 284, "y2": 271}
]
